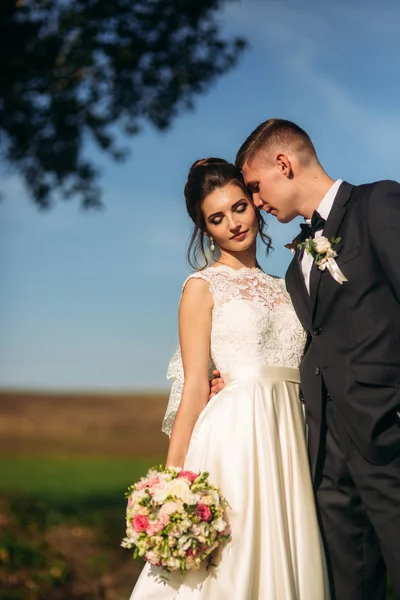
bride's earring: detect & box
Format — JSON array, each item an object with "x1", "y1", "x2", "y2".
[{"x1": 210, "y1": 237, "x2": 215, "y2": 252}]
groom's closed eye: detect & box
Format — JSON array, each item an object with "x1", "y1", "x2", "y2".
[{"x1": 247, "y1": 183, "x2": 259, "y2": 194}]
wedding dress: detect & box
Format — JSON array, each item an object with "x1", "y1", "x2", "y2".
[{"x1": 130, "y1": 265, "x2": 330, "y2": 599}]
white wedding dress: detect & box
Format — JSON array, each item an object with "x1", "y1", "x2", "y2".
[{"x1": 130, "y1": 265, "x2": 330, "y2": 600}]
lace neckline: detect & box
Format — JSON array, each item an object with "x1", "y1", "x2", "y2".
[{"x1": 209, "y1": 264, "x2": 263, "y2": 276}]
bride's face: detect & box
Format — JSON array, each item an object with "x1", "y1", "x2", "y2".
[{"x1": 202, "y1": 183, "x2": 259, "y2": 253}]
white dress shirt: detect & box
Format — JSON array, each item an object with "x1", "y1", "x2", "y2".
[{"x1": 301, "y1": 179, "x2": 343, "y2": 293}]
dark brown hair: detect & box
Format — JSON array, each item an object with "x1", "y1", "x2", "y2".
[
  {"x1": 184, "y1": 158, "x2": 273, "y2": 269},
  {"x1": 236, "y1": 118, "x2": 317, "y2": 169}
]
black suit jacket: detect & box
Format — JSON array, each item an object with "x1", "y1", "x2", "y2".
[{"x1": 286, "y1": 180, "x2": 400, "y2": 479}]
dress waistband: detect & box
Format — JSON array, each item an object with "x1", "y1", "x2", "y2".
[{"x1": 223, "y1": 365, "x2": 301, "y2": 386}]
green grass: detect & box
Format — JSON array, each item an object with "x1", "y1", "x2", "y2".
[
  {"x1": 0, "y1": 456, "x2": 160, "y2": 498},
  {"x1": 0, "y1": 456, "x2": 163, "y2": 540},
  {"x1": 0, "y1": 456, "x2": 163, "y2": 600}
]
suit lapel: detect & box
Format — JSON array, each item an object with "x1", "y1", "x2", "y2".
[{"x1": 309, "y1": 181, "x2": 354, "y2": 316}]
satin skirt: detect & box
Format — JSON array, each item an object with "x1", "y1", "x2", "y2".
[{"x1": 130, "y1": 366, "x2": 330, "y2": 599}]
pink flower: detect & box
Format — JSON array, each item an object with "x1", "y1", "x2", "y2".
[
  {"x1": 177, "y1": 470, "x2": 198, "y2": 484},
  {"x1": 159, "y1": 501, "x2": 179, "y2": 517},
  {"x1": 195, "y1": 503, "x2": 212, "y2": 522},
  {"x1": 132, "y1": 514, "x2": 149, "y2": 533},
  {"x1": 146, "y1": 514, "x2": 170, "y2": 536},
  {"x1": 136, "y1": 475, "x2": 160, "y2": 491}
]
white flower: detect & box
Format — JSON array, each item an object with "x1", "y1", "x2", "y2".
[
  {"x1": 159, "y1": 501, "x2": 179, "y2": 517},
  {"x1": 169, "y1": 524, "x2": 183, "y2": 538},
  {"x1": 126, "y1": 529, "x2": 140, "y2": 543},
  {"x1": 313, "y1": 236, "x2": 331, "y2": 254},
  {"x1": 325, "y1": 247, "x2": 337, "y2": 258},
  {"x1": 212, "y1": 517, "x2": 227, "y2": 533},
  {"x1": 158, "y1": 472, "x2": 173, "y2": 482},
  {"x1": 199, "y1": 522, "x2": 210, "y2": 537},
  {"x1": 166, "y1": 557, "x2": 181, "y2": 570},
  {"x1": 168, "y1": 537, "x2": 177, "y2": 547},
  {"x1": 177, "y1": 535, "x2": 192, "y2": 551},
  {"x1": 199, "y1": 490, "x2": 219, "y2": 506},
  {"x1": 132, "y1": 488, "x2": 148, "y2": 501},
  {"x1": 180, "y1": 518, "x2": 192, "y2": 531},
  {"x1": 164, "y1": 479, "x2": 198, "y2": 505},
  {"x1": 151, "y1": 487, "x2": 169, "y2": 503}
]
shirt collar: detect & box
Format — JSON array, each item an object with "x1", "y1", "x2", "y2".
[
  {"x1": 304, "y1": 179, "x2": 343, "y2": 224},
  {"x1": 316, "y1": 179, "x2": 343, "y2": 221}
]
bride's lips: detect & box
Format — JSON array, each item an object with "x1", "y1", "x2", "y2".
[{"x1": 230, "y1": 230, "x2": 248, "y2": 241}]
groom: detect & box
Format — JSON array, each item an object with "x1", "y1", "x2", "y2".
[{"x1": 212, "y1": 119, "x2": 400, "y2": 600}]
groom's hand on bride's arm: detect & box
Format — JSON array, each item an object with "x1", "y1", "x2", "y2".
[{"x1": 210, "y1": 369, "x2": 225, "y2": 398}]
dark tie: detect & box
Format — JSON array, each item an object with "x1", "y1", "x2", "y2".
[{"x1": 296, "y1": 210, "x2": 326, "y2": 259}]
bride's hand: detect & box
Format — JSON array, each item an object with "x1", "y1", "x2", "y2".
[{"x1": 210, "y1": 369, "x2": 225, "y2": 398}]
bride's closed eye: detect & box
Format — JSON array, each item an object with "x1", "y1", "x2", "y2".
[
  {"x1": 208, "y1": 201, "x2": 249, "y2": 226},
  {"x1": 235, "y1": 202, "x2": 248, "y2": 214}
]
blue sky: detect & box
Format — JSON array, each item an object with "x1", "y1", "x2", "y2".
[{"x1": 1, "y1": 0, "x2": 400, "y2": 391}]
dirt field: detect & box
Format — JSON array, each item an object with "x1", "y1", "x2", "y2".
[{"x1": 0, "y1": 390, "x2": 169, "y2": 458}]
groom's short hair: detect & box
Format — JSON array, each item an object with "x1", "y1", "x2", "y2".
[{"x1": 236, "y1": 119, "x2": 317, "y2": 169}]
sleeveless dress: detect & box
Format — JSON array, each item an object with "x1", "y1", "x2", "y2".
[{"x1": 130, "y1": 265, "x2": 330, "y2": 600}]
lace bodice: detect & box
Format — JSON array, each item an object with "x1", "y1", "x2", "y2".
[{"x1": 162, "y1": 265, "x2": 306, "y2": 435}]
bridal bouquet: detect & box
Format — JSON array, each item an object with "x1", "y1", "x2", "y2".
[{"x1": 121, "y1": 466, "x2": 231, "y2": 574}]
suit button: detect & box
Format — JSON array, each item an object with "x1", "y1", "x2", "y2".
[
  {"x1": 313, "y1": 328, "x2": 322, "y2": 336},
  {"x1": 314, "y1": 367, "x2": 320, "y2": 376}
]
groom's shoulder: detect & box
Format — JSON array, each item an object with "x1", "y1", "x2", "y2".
[
  {"x1": 349, "y1": 180, "x2": 400, "y2": 207},
  {"x1": 353, "y1": 179, "x2": 400, "y2": 195}
]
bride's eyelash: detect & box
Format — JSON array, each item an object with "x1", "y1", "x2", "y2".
[{"x1": 210, "y1": 202, "x2": 248, "y2": 225}]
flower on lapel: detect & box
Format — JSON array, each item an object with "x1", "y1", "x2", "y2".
[
  {"x1": 298, "y1": 236, "x2": 348, "y2": 285},
  {"x1": 313, "y1": 236, "x2": 332, "y2": 254}
]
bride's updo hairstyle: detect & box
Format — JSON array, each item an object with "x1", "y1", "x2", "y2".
[{"x1": 184, "y1": 158, "x2": 273, "y2": 269}]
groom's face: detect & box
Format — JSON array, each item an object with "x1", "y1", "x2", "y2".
[{"x1": 242, "y1": 154, "x2": 299, "y2": 223}]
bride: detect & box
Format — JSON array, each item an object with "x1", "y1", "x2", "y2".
[{"x1": 130, "y1": 158, "x2": 329, "y2": 599}]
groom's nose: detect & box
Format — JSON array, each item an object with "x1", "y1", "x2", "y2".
[{"x1": 252, "y1": 193, "x2": 264, "y2": 209}]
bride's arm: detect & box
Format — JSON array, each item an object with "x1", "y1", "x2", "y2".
[{"x1": 165, "y1": 278, "x2": 213, "y2": 468}]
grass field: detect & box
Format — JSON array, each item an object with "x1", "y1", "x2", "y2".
[
  {"x1": 0, "y1": 390, "x2": 395, "y2": 600},
  {"x1": 0, "y1": 390, "x2": 168, "y2": 600}
]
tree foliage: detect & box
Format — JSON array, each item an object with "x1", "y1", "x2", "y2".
[{"x1": 0, "y1": 0, "x2": 246, "y2": 207}]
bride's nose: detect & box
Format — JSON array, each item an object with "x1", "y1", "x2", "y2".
[{"x1": 228, "y1": 217, "x2": 241, "y2": 230}]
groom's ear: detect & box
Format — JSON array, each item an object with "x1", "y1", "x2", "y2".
[{"x1": 276, "y1": 153, "x2": 293, "y2": 178}]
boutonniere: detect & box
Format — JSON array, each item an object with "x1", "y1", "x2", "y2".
[{"x1": 298, "y1": 236, "x2": 348, "y2": 285}]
